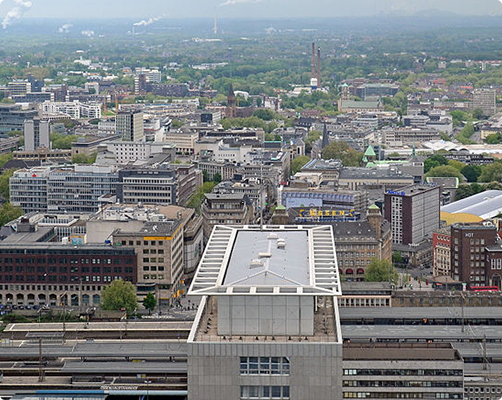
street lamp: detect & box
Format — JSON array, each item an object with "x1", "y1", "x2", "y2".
[
  {"x1": 60, "y1": 291, "x2": 67, "y2": 343},
  {"x1": 144, "y1": 378, "x2": 151, "y2": 400}
]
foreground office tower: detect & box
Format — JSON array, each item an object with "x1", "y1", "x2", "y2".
[{"x1": 188, "y1": 225, "x2": 342, "y2": 400}]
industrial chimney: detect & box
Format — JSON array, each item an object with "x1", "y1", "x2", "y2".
[
  {"x1": 317, "y1": 47, "x2": 321, "y2": 89},
  {"x1": 311, "y1": 42, "x2": 316, "y2": 81}
]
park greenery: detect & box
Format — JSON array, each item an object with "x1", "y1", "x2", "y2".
[{"x1": 100, "y1": 279, "x2": 138, "y2": 315}]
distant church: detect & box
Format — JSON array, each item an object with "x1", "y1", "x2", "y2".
[{"x1": 226, "y1": 84, "x2": 236, "y2": 118}]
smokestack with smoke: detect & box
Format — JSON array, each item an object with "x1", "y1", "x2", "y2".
[
  {"x1": 133, "y1": 17, "x2": 160, "y2": 27},
  {"x1": 219, "y1": 0, "x2": 263, "y2": 6},
  {"x1": 317, "y1": 46, "x2": 321, "y2": 89},
  {"x1": 311, "y1": 42, "x2": 316, "y2": 80},
  {"x1": 58, "y1": 23, "x2": 73, "y2": 34},
  {"x1": 2, "y1": 0, "x2": 32, "y2": 29}
]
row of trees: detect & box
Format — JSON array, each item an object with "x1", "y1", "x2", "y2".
[{"x1": 424, "y1": 153, "x2": 502, "y2": 183}]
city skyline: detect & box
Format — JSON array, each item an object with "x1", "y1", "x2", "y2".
[{"x1": 0, "y1": 0, "x2": 501, "y2": 22}]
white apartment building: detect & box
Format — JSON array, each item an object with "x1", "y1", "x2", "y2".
[
  {"x1": 41, "y1": 100, "x2": 102, "y2": 119},
  {"x1": 102, "y1": 141, "x2": 176, "y2": 164}
]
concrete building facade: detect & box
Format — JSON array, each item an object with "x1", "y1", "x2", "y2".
[
  {"x1": 116, "y1": 110, "x2": 144, "y2": 142},
  {"x1": 112, "y1": 220, "x2": 185, "y2": 306},
  {"x1": 24, "y1": 118, "x2": 50, "y2": 152},
  {"x1": 473, "y1": 88, "x2": 496, "y2": 117},
  {"x1": 188, "y1": 225, "x2": 343, "y2": 400}
]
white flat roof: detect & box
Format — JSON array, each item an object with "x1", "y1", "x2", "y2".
[{"x1": 188, "y1": 225, "x2": 341, "y2": 296}]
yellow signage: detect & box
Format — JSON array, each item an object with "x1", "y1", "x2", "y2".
[{"x1": 299, "y1": 208, "x2": 355, "y2": 218}]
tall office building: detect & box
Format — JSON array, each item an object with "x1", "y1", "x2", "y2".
[
  {"x1": 451, "y1": 222, "x2": 498, "y2": 285},
  {"x1": 24, "y1": 118, "x2": 50, "y2": 152},
  {"x1": 188, "y1": 225, "x2": 342, "y2": 400},
  {"x1": 116, "y1": 110, "x2": 144, "y2": 142},
  {"x1": 473, "y1": 88, "x2": 496, "y2": 117},
  {"x1": 384, "y1": 184, "x2": 440, "y2": 245}
]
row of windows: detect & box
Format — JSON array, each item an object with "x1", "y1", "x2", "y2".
[
  {"x1": 142, "y1": 274, "x2": 165, "y2": 280},
  {"x1": 0, "y1": 258, "x2": 133, "y2": 265},
  {"x1": 343, "y1": 369, "x2": 463, "y2": 377},
  {"x1": 143, "y1": 266, "x2": 165, "y2": 272},
  {"x1": 142, "y1": 258, "x2": 165, "y2": 263},
  {"x1": 1, "y1": 275, "x2": 133, "y2": 283},
  {"x1": 240, "y1": 357, "x2": 290, "y2": 375},
  {"x1": 1, "y1": 284, "x2": 103, "y2": 291},
  {"x1": 143, "y1": 249, "x2": 164, "y2": 254},
  {"x1": 0, "y1": 266, "x2": 134, "y2": 274},
  {"x1": 343, "y1": 393, "x2": 461, "y2": 399},
  {"x1": 240, "y1": 386, "x2": 289, "y2": 399},
  {"x1": 120, "y1": 240, "x2": 165, "y2": 246},
  {"x1": 339, "y1": 297, "x2": 390, "y2": 307},
  {"x1": 466, "y1": 387, "x2": 502, "y2": 394},
  {"x1": 343, "y1": 381, "x2": 462, "y2": 388},
  {"x1": 339, "y1": 252, "x2": 377, "y2": 258}
]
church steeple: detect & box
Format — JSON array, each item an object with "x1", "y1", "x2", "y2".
[{"x1": 227, "y1": 83, "x2": 236, "y2": 118}]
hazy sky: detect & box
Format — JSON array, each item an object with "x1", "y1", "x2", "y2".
[{"x1": 3, "y1": 0, "x2": 502, "y2": 20}]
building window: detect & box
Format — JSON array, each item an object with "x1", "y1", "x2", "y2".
[
  {"x1": 240, "y1": 386, "x2": 290, "y2": 399},
  {"x1": 240, "y1": 357, "x2": 290, "y2": 375}
]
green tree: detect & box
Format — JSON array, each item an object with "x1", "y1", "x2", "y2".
[
  {"x1": 264, "y1": 133, "x2": 276, "y2": 141},
  {"x1": 472, "y1": 108, "x2": 485, "y2": 120},
  {"x1": 479, "y1": 163, "x2": 502, "y2": 183},
  {"x1": 143, "y1": 292, "x2": 157, "y2": 315},
  {"x1": 186, "y1": 182, "x2": 216, "y2": 213},
  {"x1": 202, "y1": 170, "x2": 209, "y2": 182},
  {"x1": 455, "y1": 122, "x2": 475, "y2": 144},
  {"x1": 291, "y1": 155, "x2": 311, "y2": 174},
  {"x1": 392, "y1": 251, "x2": 404, "y2": 267},
  {"x1": 425, "y1": 165, "x2": 463, "y2": 180},
  {"x1": 0, "y1": 202, "x2": 23, "y2": 226},
  {"x1": 322, "y1": 141, "x2": 362, "y2": 167},
  {"x1": 0, "y1": 168, "x2": 16, "y2": 200},
  {"x1": 485, "y1": 132, "x2": 502, "y2": 144},
  {"x1": 365, "y1": 259, "x2": 398, "y2": 284},
  {"x1": 0, "y1": 152, "x2": 12, "y2": 168},
  {"x1": 448, "y1": 160, "x2": 465, "y2": 172},
  {"x1": 483, "y1": 181, "x2": 502, "y2": 191},
  {"x1": 424, "y1": 154, "x2": 448, "y2": 173},
  {"x1": 213, "y1": 172, "x2": 222, "y2": 184},
  {"x1": 170, "y1": 119, "x2": 184, "y2": 129},
  {"x1": 461, "y1": 165, "x2": 482, "y2": 182},
  {"x1": 451, "y1": 110, "x2": 468, "y2": 127},
  {"x1": 253, "y1": 108, "x2": 276, "y2": 121},
  {"x1": 50, "y1": 132, "x2": 77, "y2": 149},
  {"x1": 255, "y1": 97, "x2": 262, "y2": 107},
  {"x1": 100, "y1": 279, "x2": 138, "y2": 314}
]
